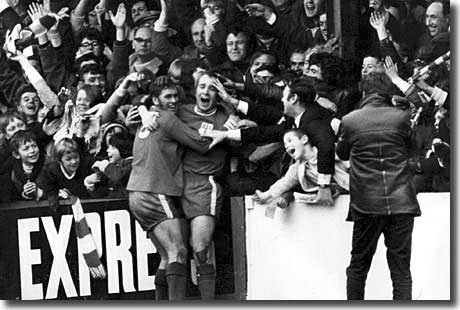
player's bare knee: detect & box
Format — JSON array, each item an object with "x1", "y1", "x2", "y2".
[
  {"x1": 177, "y1": 246, "x2": 188, "y2": 262},
  {"x1": 194, "y1": 248, "x2": 209, "y2": 265}
]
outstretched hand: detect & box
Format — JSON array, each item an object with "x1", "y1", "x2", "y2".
[
  {"x1": 214, "y1": 73, "x2": 243, "y2": 90},
  {"x1": 384, "y1": 56, "x2": 399, "y2": 81},
  {"x1": 369, "y1": 11, "x2": 388, "y2": 30},
  {"x1": 253, "y1": 190, "x2": 272, "y2": 204},
  {"x1": 109, "y1": 2, "x2": 127, "y2": 29},
  {"x1": 27, "y1": 2, "x2": 45, "y2": 22}
]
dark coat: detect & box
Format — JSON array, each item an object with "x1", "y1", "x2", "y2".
[
  {"x1": 241, "y1": 102, "x2": 335, "y2": 175},
  {"x1": 336, "y1": 93, "x2": 421, "y2": 217}
]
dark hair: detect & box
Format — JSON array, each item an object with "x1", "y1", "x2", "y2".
[
  {"x1": 287, "y1": 79, "x2": 316, "y2": 107},
  {"x1": 108, "y1": 132, "x2": 133, "y2": 158},
  {"x1": 151, "y1": 79, "x2": 179, "y2": 98},
  {"x1": 308, "y1": 52, "x2": 346, "y2": 87},
  {"x1": 74, "y1": 52, "x2": 100, "y2": 72},
  {"x1": 284, "y1": 127, "x2": 308, "y2": 139},
  {"x1": 249, "y1": 50, "x2": 278, "y2": 67},
  {"x1": 254, "y1": 63, "x2": 280, "y2": 76},
  {"x1": 0, "y1": 111, "x2": 26, "y2": 134},
  {"x1": 359, "y1": 72, "x2": 400, "y2": 96},
  {"x1": 77, "y1": 28, "x2": 103, "y2": 47},
  {"x1": 78, "y1": 63, "x2": 104, "y2": 78},
  {"x1": 15, "y1": 84, "x2": 37, "y2": 105},
  {"x1": 9, "y1": 129, "x2": 37, "y2": 154}
]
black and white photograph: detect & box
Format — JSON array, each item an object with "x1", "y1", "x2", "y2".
[{"x1": 0, "y1": 0, "x2": 453, "y2": 303}]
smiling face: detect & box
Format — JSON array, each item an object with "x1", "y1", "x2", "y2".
[
  {"x1": 191, "y1": 19, "x2": 206, "y2": 51},
  {"x1": 283, "y1": 131, "x2": 308, "y2": 161},
  {"x1": 75, "y1": 89, "x2": 91, "y2": 115},
  {"x1": 361, "y1": 56, "x2": 384, "y2": 78},
  {"x1": 82, "y1": 72, "x2": 106, "y2": 92},
  {"x1": 425, "y1": 2, "x2": 449, "y2": 37},
  {"x1": 5, "y1": 117, "x2": 26, "y2": 140},
  {"x1": 195, "y1": 74, "x2": 218, "y2": 113},
  {"x1": 60, "y1": 151, "x2": 80, "y2": 175},
  {"x1": 107, "y1": 144, "x2": 122, "y2": 163},
  {"x1": 14, "y1": 140, "x2": 39, "y2": 165},
  {"x1": 18, "y1": 92, "x2": 40, "y2": 119},
  {"x1": 156, "y1": 88, "x2": 180, "y2": 113},
  {"x1": 304, "y1": 0, "x2": 323, "y2": 17},
  {"x1": 226, "y1": 33, "x2": 249, "y2": 63}
]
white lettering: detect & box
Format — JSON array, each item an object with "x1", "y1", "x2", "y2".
[
  {"x1": 105, "y1": 210, "x2": 135, "y2": 294},
  {"x1": 18, "y1": 218, "x2": 43, "y2": 300},
  {"x1": 135, "y1": 222, "x2": 156, "y2": 291},
  {"x1": 42, "y1": 216, "x2": 77, "y2": 299}
]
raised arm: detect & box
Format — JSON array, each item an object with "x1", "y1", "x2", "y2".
[
  {"x1": 70, "y1": 0, "x2": 92, "y2": 36},
  {"x1": 151, "y1": 0, "x2": 183, "y2": 64}
]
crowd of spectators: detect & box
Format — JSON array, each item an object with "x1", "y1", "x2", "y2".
[{"x1": 0, "y1": 0, "x2": 449, "y2": 204}]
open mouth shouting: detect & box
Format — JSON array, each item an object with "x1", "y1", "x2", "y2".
[
  {"x1": 28, "y1": 152, "x2": 39, "y2": 163},
  {"x1": 285, "y1": 146, "x2": 296, "y2": 159}
]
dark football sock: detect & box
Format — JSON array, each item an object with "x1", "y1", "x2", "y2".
[
  {"x1": 154, "y1": 269, "x2": 168, "y2": 300},
  {"x1": 165, "y1": 262, "x2": 187, "y2": 300},
  {"x1": 197, "y1": 263, "x2": 216, "y2": 300}
]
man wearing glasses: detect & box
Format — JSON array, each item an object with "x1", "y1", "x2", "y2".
[
  {"x1": 109, "y1": 1, "x2": 175, "y2": 82},
  {"x1": 75, "y1": 28, "x2": 110, "y2": 75}
]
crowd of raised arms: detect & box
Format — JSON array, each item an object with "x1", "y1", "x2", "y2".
[{"x1": 0, "y1": 0, "x2": 450, "y2": 299}]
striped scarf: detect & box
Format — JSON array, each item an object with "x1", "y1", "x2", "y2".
[{"x1": 68, "y1": 194, "x2": 106, "y2": 279}]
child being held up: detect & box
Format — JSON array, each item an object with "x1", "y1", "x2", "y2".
[
  {"x1": 1, "y1": 130, "x2": 47, "y2": 202},
  {"x1": 84, "y1": 132, "x2": 133, "y2": 198},
  {"x1": 37, "y1": 138, "x2": 103, "y2": 211},
  {"x1": 253, "y1": 128, "x2": 349, "y2": 207}
]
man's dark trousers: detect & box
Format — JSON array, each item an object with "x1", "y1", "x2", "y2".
[{"x1": 346, "y1": 214, "x2": 415, "y2": 300}]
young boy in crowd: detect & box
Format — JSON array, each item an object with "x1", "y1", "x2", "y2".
[
  {"x1": 1, "y1": 130, "x2": 46, "y2": 202},
  {"x1": 253, "y1": 128, "x2": 349, "y2": 206},
  {"x1": 84, "y1": 131, "x2": 133, "y2": 198},
  {"x1": 0, "y1": 111, "x2": 27, "y2": 175},
  {"x1": 37, "y1": 138, "x2": 101, "y2": 211}
]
